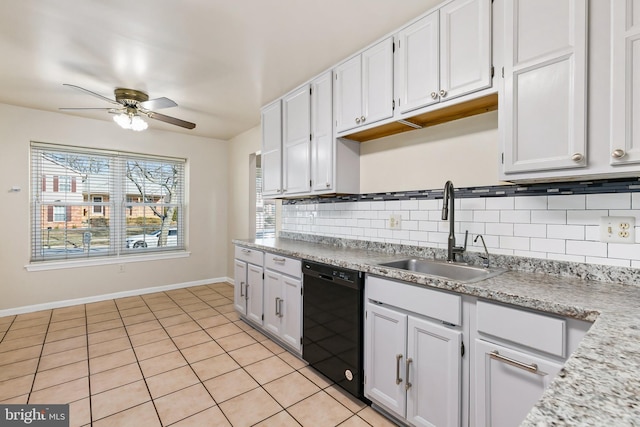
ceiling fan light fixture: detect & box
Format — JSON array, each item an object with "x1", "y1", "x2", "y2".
[{"x1": 113, "y1": 112, "x2": 148, "y2": 131}]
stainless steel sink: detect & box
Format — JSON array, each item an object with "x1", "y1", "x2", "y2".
[{"x1": 377, "y1": 258, "x2": 505, "y2": 283}]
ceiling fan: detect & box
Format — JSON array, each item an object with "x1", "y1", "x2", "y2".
[{"x1": 60, "y1": 84, "x2": 196, "y2": 131}]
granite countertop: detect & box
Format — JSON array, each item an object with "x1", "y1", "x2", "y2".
[{"x1": 232, "y1": 237, "x2": 640, "y2": 425}]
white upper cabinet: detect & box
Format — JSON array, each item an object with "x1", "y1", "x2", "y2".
[
  {"x1": 610, "y1": 0, "x2": 640, "y2": 166},
  {"x1": 310, "y1": 71, "x2": 335, "y2": 192},
  {"x1": 260, "y1": 100, "x2": 283, "y2": 197},
  {"x1": 396, "y1": 0, "x2": 492, "y2": 115},
  {"x1": 501, "y1": 0, "x2": 588, "y2": 175},
  {"x1": 283, "y1": 85, "x2": 311, "y2": 196},
  {"x1": 335, "y1": 37, "x2": 394, "y2": 134},
  {"x1": 396, "y1": 12, "x2": 440, "y2": 113},
  {"x1": 439, "y1": 0, "x2": 492, "y2": 100}
]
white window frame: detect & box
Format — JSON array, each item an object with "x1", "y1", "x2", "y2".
[{"x1": 29, "y1": 142, "x2": 187, "y2": 267}]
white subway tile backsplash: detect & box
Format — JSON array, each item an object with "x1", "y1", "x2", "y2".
[
  {"x1": 514, "y1": 223, "x2": 547, "y2": 238},
  {"x1": 474, "y1": 210, "x2": 500, "y2": 223},
  {"x1": 548, "y1": 194, "x2": 586, "y2": 210},
  {"x1": 547, "y1": 224, "x2": 585, "y2": 240},
  {"x1": 281, "y1": 191, "x2": 640, "y2": 267},
  {"x1": 566, "y1": 240, "x2": 608, "y2": 257},
  {"x1": 486, "y1": 197, "x2": 515, "y2": 210},
  {"x1": 514, "y1": 196, "x2": 548, "y2": 210},
  {"x1": 530, "y1": 238, "x2": 565, "y2": 254},
  {"x1": 485, "y1": 223, "x2": 514, "y2": 236},
  {"x1": 500, "y1": 236, "x2": 530, "y2": 251},
  {"x1": 531, "y1": 210, "x2": 566, "y2": 224},
  {"x1": 586, "y1": 193, "x2": 631, "y2": 210},
  {"x1": 567, "y1": 210, "x2": 608, "y2": 225},
  {"x1": 500, "y1": 210, "x2": 531, "y2": 223}
]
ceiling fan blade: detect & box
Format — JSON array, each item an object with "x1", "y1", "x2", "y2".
[
  {"x1": 140, "y1": 97, "x2": 177, "y2": 110},
  {"x1": 63, "y1": 83, "x2": 120, "y2": 106},
  {"x1": 59, "y1": 107, "x2": 116, "y2": 111},
  {"x1": 145, "y1": 111, "x2": 196, "y2": 129}
]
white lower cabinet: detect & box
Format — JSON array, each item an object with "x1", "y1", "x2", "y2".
[
  {"x1": 263, "y1": 253, "x2": 303, "y2": 354},
  {"x1": 364, "y1": 276, "x2": 463, "y2": 427},
  {"x1": 233, "y1": 247, "x2": 264, "y2": 326},
  {"x1": 473, "y1": 340, "x2": 562, "y2": 427}
]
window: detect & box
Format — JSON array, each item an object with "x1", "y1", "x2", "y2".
[
  {"x1": 255, "y1": 154, "x2": 276, "y2": 239},
  {"x1": 31, "y1": 142, "x2": 186, "y2": 262}
]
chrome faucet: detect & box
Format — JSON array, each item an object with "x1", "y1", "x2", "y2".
[
  {"x1": 474, "y1": 234, "x2": 490, "y2": 268},
  {"x1": 441, "y1": 180, "x2": 467, "y2": 262}
]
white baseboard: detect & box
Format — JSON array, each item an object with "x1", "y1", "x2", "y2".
[{"x1": 0, "y1": 276, "x2": 231, "y2": 317}]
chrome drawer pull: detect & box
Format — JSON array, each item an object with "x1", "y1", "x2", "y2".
[
  {"x1": 490, "y1": 350, "x2": 538, "y2": 374},
  {"x1": 395, "y1": 354, "x2": 403, "y2": 385},
  {"x1": 240, "y1": 281, "x2": 245, "y2": 297},
  {"x1": 273, "y1": 257, "x2": 286, "y2": 263},
  {"x1": 241, "y1": 248, "x2": 251, "y2": 254},
  {"x1": 275, "y1": 297, "x2": 281, "y2": 316},
  {"x1": 278, "y1": 298, "x2": 284, "y2": 318}
]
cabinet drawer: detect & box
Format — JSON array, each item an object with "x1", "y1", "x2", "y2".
[
  {"x1": 264, "y1": 253, "x2": 301, "y2": 278},
  {"x1": 234, "y1": 246, "x2": 264, "y2": 265},
  {"x1": 366, "y1": 276, "x2": 461, "y2": 326},
  {"x1": 477, "y1": 301, "x2": 566, "y2": 357}
]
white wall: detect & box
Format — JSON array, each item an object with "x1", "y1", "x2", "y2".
[
  {"x1": 0, "y1": 103, "x2": 228, "y2": 311},
  {"x1": 360, "y1": 111, "x2": 501, "y2": 192},
  {"x1": 227, "y1": 125, "x2": 262, "y2": 276}
]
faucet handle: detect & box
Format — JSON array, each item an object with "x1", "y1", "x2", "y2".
[{"x1": 462, "y1": 230, "x2": 468, "y2": 251}]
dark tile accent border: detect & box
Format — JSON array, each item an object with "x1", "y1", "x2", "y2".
[{"x1": 282, "y1": 177, "x2": 640, "y2": 204}]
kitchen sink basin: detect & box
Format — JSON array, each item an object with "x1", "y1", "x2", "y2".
[{"x1": 377, "y1": 258, "x2": 505, "y2": 283}]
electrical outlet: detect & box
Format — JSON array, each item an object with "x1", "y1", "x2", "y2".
[
  {"x1": 389, "y1": 214, "x2": 402, "y2": 230},
  {"x1": 118, "y1": 264, "x2": 126, "y2": 273},
  {"x1": 600, "y1": 216, "x2": 636, "y2": 243}
]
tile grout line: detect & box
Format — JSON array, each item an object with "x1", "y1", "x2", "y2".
[{"x1": 24, "y1": 310, "x2": 53, "y2": 404}]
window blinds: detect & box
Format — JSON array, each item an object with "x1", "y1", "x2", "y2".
[{"x1": 30, "y1": 142, "x2": 185, "y2": 262}]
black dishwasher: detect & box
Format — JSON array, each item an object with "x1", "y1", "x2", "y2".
[{"x1": 302, "y1": 260, "x2": 366, "y2": 401}]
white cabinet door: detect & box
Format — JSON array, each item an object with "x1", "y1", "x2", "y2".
[
  {"x1": 261, "y1": 100, "x2": 282, "y2": 196},
  {"x1": 396, "y1": 12, "x2": 440, "y2": 113},
  {"x1": 440, "y1": 0, "x2": 492, "y2": 101},
  {"x1": 362, "y1": 37, "x2": 394, "y2": 125},
  {"x1": 335, "y1": 55, "x2": 363, "y2": 133},
  {"x1": 246, "y1": 263, "x2": 264, "y2": 325},
  {"x1": 233, "y1": 260, "x2": 247, "y2": 315},
  {"x1": 280, "y1": 275, "x2": 302, "y2": 352},
  {"x1": 473, "y1": 340, "x2": 563, "y2": 427},
  {"x1": 610, "y1": 0, "x2": 640, "y2": 166},
  {"x1": 283, "y1": 85, "x2": 311, "y2": 196},
  {"x1": 406, "y1": 316, "x2": 462, "y2": 427},
  {"x1": 263, "y1": 270, "x2": 281, "y2": 336},
  {"x1": 502, "y1": 0, "x2": 588, "y2": 175},
  {"x1": 364, "y1": 302, "x2": 407, "y2": 419},
  {"x1": 310, "y1": 71, "x2": 334, "y2": 192}
]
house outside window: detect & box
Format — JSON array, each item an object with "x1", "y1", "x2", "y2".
[
  {"x1": 31, "y1": 142, "x2": 186, "y2": 262},
  {"x1": 256, "y1": 154, "x2": 276, "y2": 239}
]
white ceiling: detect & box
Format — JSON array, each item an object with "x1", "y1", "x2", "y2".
[{"x1": 0, "y1": 0, "x2": 442, "y2": 140}]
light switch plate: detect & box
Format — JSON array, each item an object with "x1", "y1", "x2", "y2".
[{"x1": 600, "y1": 216, "x2": 635, "y2": 243}]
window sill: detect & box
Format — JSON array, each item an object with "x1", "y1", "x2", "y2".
[{"x1": 25, "y1": 251, "x2": 191, "y2": 272}]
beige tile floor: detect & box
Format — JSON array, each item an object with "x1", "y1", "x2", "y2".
[{"x1": 0, "y1": 283, "x2": 398, "y2": 427}]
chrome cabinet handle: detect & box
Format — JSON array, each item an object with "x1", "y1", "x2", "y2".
[
  {"x1": 244, "y1": 284, "x2": 249, "y2": 301},
  {"x1": 275, "y1": 297, "x2": 281, "y2": 316},
  {"x1": 278, "y1": 299, "x2": 284, "y2": 318},
  {"x1": 239, "y1": 281, "x2": 245, "y2": 297},
  {"x1": 361, "y1": 115, "x2": 366, "y2": 123},
  {"x1": 405, "y1": 358, "x2": 413, "y2": 391},
  {"x1": 571, "y1": 153, "x2": 584, "y2": 162},
  {"x1": 395, "y1": 354, "x2": 403, "y2": 385},
  {"x1": 490, "y1": 350, "x2": 539, "y2": 374},
  {"x1": 431, "y1": 92, "x2": 438, "y2": 99},
  {"x1": 355, "y1": 117, "x2": 361, "y2": 124},
  {"x1": 241, "y1": 248, "x2": 251, "y2": 254},
  {"x1": 325, "y1": 182, "x2": 330, "y2": 188},
  {"x1": 273, "y1": 257, "x2": 286, "y2": 263},
  {"x1": 439, "y1": 89, "x2": 447, "y2": 98},
  {"x1": 612, "y1": 149, "x2": 626, "y2": 159}
]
